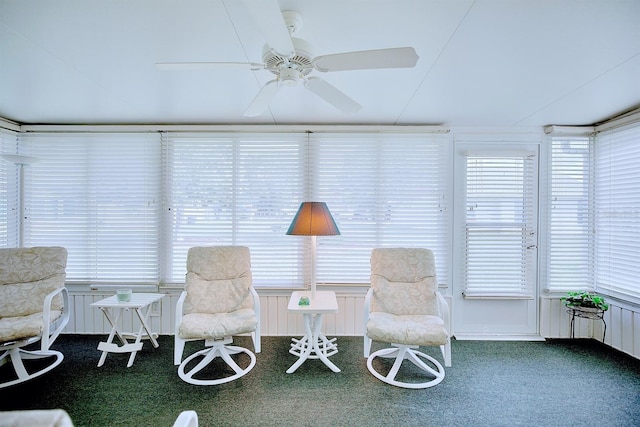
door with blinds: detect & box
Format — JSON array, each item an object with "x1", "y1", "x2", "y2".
[{"x1": 453, "y1": 142, "x2": 540, "y2": 338}]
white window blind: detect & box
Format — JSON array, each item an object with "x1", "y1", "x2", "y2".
[
  {"x1": 19, "y1": 133, "x2": 161, "y2": 285},
  {"x1": 311, "y1": 133, "x2": 451, "y2": 284},
  {"x1": 165, "y1": 131, "x2": 451, "y2": 286},
  {"x1": 464, "y1": 150, "x2": 537, "y2": 297},
  {"x1": 0, "y1": 129, "x2": 18, "y2": 248},
  {"x1": 11, "y1": 130, "x2": 451, "y2": 288},
  {"x1": 546, "y1": 136, "x2": 593, "y2": 291},
  {"x1": 595, "y1": 123, "x2": 640, "y2": 300},
  {"x1": 163, "y1": 133, "x2": 304, "y2": 285}
]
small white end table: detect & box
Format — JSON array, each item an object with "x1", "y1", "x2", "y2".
[
  {"x1": 287, "y1": 290, "x2": 340, "y2": 373},
  {"x1": 90, "y1": 292, "x2": 164, "y2": 367}
]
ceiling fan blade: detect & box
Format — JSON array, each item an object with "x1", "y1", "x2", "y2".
[
  {"x1": 304, "y1": 77, "x2": 362, "y2": 114},
  {"x1": 313, "y1": 47, "x2": 419, "y2": 72},
  {"x1": 244, "y1": 79, "x2": 280, "y2": 117},
  {"x1": 240, "y1": 0, "x2": 295, "y2": 58},
  {"x1": 156, "y1": 62, "x2": 264, "y2": 71}
]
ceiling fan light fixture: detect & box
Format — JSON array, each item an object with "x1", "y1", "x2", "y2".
[{"x1": 279, "y1": 68, "x2": 300, "y2": 87}]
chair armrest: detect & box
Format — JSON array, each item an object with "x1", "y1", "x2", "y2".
[
  {"x1": 250, "y1": 286, "x2": 260, "y2": 317},
  {"x1": 175, "y1": 290, "x2": 187, "y2": 333},
  {"x1": 363, "y1": 287, "x2": 374, "y2": 357},
  {"x1": 435, "y1": 291, "x2": 450, "y2": 334},
  {"x1": 41, "y1": 286, "x2": 70, "y2": 351},
  {"x1": 250, "y1": 286, "x2": 261, "y2": 353},
  {"x1": 363, "y1": 287, "x2": 373, "y2": 327}
]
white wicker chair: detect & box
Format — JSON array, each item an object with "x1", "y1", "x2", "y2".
[
  {"x1": 363, "y1": 248, "x2": 451, "y2": 389},
  {"x1": 0, "y1": 409, "x2": 74, "y2": 427},
  {"x1": 0, "y1": 409, "x2": 197, "y2": 426},
  {"x1": 173, "y1": 410, "x2": 198, "y2": 427},
  {"x1": 0, "y1": 246, "x2": 69, "y2": 389},
  {"x1": 174, "y1": 246, "x2": 260, "y2": 385}
]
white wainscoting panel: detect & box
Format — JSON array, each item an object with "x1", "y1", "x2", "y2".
[
  {"x1": 65, "y1": 290, "x2": 639, "y2": 361},
  {"x1": 540, "y1": 296, "x2": 640, "y2": 360},
  {"x1": 66, "y1": 290, "x2": 367, "y2": 337}
]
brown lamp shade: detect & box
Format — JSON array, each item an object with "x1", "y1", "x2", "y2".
[{"x1": 286, "y1": 202, "x2": 340, "y2": 236}]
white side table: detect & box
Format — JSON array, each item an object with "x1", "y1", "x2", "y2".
[
  {"x1": 287, "y1": 290, "x2": 340, "y2": 373},
  {"x1": 90, "y1": 292, "x2": 164, "y2": 367}
]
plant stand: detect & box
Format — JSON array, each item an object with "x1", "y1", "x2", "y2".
[{"x1": 567, "y1": 306, "x2": 606, "y2": 342}]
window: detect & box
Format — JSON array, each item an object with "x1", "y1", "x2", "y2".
[
  {"x1": 312, "y1": 132, "x2": 451, "y2": 284},
  {"x1": 12, "y1": 130, "x2": 451, "y2": 288},
  {"x1": 20, "y1": 133, "x2": 161, "y2": 285},
  {"x1": 595, "y1": 122, "x2": 640, "y2": 301},
  {"x1": 0, "y1": 129, "x2": 18, "y2": 248},
  {"x1": 163, "y1": 133, "x2": 303, "y2": 285},
  {"x1": 165, "y1": 131, "x2": 451, "y2": 286},
  {"x1": 463, "y1": 149, "x2": 538, "y2": 297},
  {"x1": 546, "y1": 136, "x2": 594, "y2": 291}
]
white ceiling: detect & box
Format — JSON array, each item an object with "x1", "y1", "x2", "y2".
[{"x1": 1, "y1": 0, "x2": 639, "y2": 128}]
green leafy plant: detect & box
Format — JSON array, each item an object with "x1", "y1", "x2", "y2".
[{"x1": 562, "y1": 291, "x2": 609, "y2": 311}]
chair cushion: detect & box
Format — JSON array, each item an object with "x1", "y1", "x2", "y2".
[
  {"x1": 0, "y1": 276, "x2": 65, "y2": 318},
  {"x1": 367, "y1": 312, "x2": 448, "y2": 346},
  {"x1": 0, "y1": 246, "x2": 67, "y2": 285},
  {"x1": 0, "y1": 310, "x2": 63, "y2": 342},
  {"x1": 183, "y1": 246, "x2": 254, "y2": 315},
  {"x1": 370, "y1": 276, "x2": 439, "y2": 315},
  {"x1": 0, "y1": 247, "x2": 67, "y2": 319},
  {"x1": 183, "y1": 275, "x2": 253, "y2": 314},
  {"x1": 186, "y1": 246, "x2": 251, "y2": 281},
  {"x1": 178, "y1": 309, "x2": 257, "y2": 340},
  {"x1": 370, "y1": 248, "x2": 436, "y2": 282}
]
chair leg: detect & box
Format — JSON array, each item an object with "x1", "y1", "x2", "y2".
[
  {"x1": 366, "y1": 344, "x2": 445, "y2": 389},
  {"x1": 251, "y1": 330, "x2": 261, "y2": 354},
  {"x1": 174, "y1": 336, "x2": 186, "y2": 365},
  {"x1": 177, "y1": 339, "x2": 256, "y2": 386},
  {"x1": 441, "y1": 338, "x2": 452, "y2": 367},
  {"x1": 364, "y1": 334, "x2": 372, "y2": 358},
  {"x1": 0, "y1": 348, "x2": 64, "y2": 389}
]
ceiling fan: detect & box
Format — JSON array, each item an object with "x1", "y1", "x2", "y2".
[{"x1": 156, "y1": 1, "x2": 419, "y2": 117}]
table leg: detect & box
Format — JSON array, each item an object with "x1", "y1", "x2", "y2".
[
  {"x1": 287, "y1": 313, "x2": 340, "y2": 373},
  {"x1": 97, "y1": 307, "x2": 125, "y2": 367},
  {"x1": 310, "y1": 314, "x2": 340, "y2": 373},
  {"x1": 286, "y1": 313, "x2": 314, "y2": 373},
  {"x1": 135, "y1": 306, "x2": 160, "y2": 348},
  {"x1": 126, "y1": 306, "x2": 158, "y2": 367}
]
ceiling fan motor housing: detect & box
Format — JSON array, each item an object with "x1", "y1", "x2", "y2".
[{"x1": 262, "y1": 37, "x2": 314, "y2": 85}]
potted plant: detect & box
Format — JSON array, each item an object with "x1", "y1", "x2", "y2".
[{"x1": 562, "y1": 291, "x2": 609, "y2": 313}]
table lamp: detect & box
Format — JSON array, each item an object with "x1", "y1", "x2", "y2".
[{"x1": 287, "y1": 202, "x2": 340, "y2": 299}]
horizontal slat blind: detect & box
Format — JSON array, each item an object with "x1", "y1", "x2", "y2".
[
  {"x1": 12, "y1": 130, "x2": 451, "y2": 288},
  {"x1": 19, "y1": 133, "x2": 161, "y2": 284},
  {"x1": 547, "y1": 136, "x2": 593, "y2": 290},
  {"x1": 595, "y1": 123, "x2": 640, "y2": 299},
  {"x1": 163, "y1": 133, "x2": 304, "y2": 285},
  {"x1": 311, "y1": 133, "x2": 450, "y2": 284},
  {"x1": 464, "y1": 151, "x2": 536, "y2": 296},
  {"x1": 0, "y1": 129, "x2": 18, "y2": 248}
]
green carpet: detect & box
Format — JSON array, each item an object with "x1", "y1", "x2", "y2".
[{"x1": 1, "y1": 335, "x2": 639, "y2": 426}]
